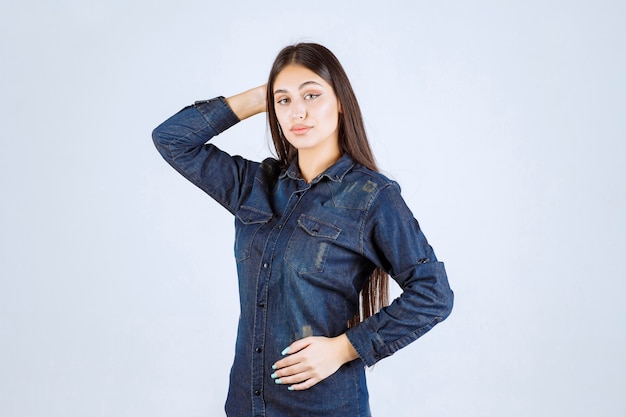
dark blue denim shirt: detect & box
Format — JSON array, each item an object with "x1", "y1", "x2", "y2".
[{"x1": 153, "y1": 97, "x2": 453, "y2": 417}]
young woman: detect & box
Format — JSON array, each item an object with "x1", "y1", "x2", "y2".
[{"x1": 153, "y1": 43, "x2": 453, "y2": 417}]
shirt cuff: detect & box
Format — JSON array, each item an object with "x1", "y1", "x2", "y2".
[
  {"x1": 193, "y1": 96, "x2": 241, "y2": 134},
  {"x1": 345, "y1": 322, "x2": 392, "y2": 367}
]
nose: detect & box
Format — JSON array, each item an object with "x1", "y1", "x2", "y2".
[{"x1": 291, "y1": 99, "x2": 306, "y2": 120}]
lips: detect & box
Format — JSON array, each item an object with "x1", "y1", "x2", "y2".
[{"x1": 290, "y1": 125, "x2": 312, "y2": 135}]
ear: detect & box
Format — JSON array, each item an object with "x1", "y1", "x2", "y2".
[{"x1": 337, "y1": 99, "x2": 343, "y2": 113}]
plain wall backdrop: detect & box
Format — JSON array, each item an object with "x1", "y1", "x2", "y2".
[{"x1": 1, "y1": 0, "x2": 625, "y2": 416}]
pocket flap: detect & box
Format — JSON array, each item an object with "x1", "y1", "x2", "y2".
[
  {"x1": 236, "y1": 205, "x2": 273, "y2": 225},
  {"x1": 297, "y1": 214, "x2": 341, "y2": 240}
]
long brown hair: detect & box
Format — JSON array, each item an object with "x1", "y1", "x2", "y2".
[{"x1": 266, "y1": 43, "x2": 389, "y2": 326}]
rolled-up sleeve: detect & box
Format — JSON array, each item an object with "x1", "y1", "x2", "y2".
[{"x1": 345, "y1": 183, "x2": 454, "y2": 366}]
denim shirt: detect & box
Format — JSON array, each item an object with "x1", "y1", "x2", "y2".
[{"x1": 153, "y1": 97, "x2": 453, "y2": 417}]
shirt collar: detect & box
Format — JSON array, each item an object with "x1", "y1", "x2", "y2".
[{"x1": 280, "y1": 153, "x2": 356, "y2": 184}]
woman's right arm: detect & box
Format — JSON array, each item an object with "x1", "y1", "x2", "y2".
[
  {"x1": 225, "y1": 85, "x2": 267, "y2": 120},
  {"x1": 152, "y1": 86, "x2": 267, "y2": 214}
]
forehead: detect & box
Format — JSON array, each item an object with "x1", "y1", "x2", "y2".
[{"x1": 273, "y1": 64, "x2": 331, "y2": 92}]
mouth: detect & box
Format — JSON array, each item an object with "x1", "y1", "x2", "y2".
[{"x1": 290, "y1": 125, "x2": 312, "y2": 135}]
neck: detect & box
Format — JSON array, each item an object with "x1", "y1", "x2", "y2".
[{"x1": 297, "y1": 146, "x2": 342, "y2": 183}]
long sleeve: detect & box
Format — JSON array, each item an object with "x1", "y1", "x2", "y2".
[
  {"x1": 345, "y1": 183, "x2": 454, "y2": 366},
  {"x1": 152, "y1": 96, "x2": 259, "y2": 214}
]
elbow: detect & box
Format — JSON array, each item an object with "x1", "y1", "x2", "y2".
[
  {"x1": 151, "y1": 124, "x2": 170, "y2": 157},
  {"x1": 440, "y1": 287, "x2": 454, "y2": 321},
  {"x1": 423, "y1": 262, "x2": 454, "y2": 322},
  {"x1": 152, "y1": 125, "x2": 165, "y2": 148},
  {"x1": 435, "y1": 263, "x2": 454, "y2": 321},
  {"x1": 429, "y1": 272, "x2": 453, "y2": 323}
]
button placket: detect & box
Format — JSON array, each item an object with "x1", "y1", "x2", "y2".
[{"x1": 251, "y1": 187, "x2": 306, "y2": 416}]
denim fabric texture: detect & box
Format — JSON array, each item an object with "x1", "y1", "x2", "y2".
[{"x1": 153, "y1": 97, "x2": 454, "y2": 417}]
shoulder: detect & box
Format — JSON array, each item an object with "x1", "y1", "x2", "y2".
[
  {"x1": 349, "y1": 165, "x2": 402, "y2": 195},
  {"x1": 354, "y1": 165, "x2": 397, "y2": 184},
  {"x1": 351, "y1": 165, "x2": 415, "y2": 218},
  {"x1": 327, "y1": 164, "x2": 401, "y2": 210}
]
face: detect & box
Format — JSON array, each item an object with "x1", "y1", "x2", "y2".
[{"x1": 272, "y1": 64, "x2": 341, "y2": 157}]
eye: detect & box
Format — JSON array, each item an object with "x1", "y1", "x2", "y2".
[
  {"x1": 304, "y1": 93, "x2": 321, "y2": 100},
  {"x1": 276, "y1": 97, "x2": 290, "y2": 105}
]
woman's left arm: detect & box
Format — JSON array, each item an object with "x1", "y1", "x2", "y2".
[
  {"x1": 271, "y1": 182, "x2": 453, "y2": 389},
  {"x1": 345, "y1": 182, "x2": 454, "y2": 367}
]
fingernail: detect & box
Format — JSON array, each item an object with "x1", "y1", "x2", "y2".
[
  {"x1": 288, "y1": 386, "x2": 295, "y2": 391},
  {"x1": 272, "y1": 364, "x2": 277, "y2": 370},
  {"x1": 281, "y1": 347, "x2": 290, "y2": 355},
  {"x1": 275, "y1": 378, "x2": 283, "y2": 385},
  {"x1": 271, "y1": 373, "x2": 278, "y2": 379}
]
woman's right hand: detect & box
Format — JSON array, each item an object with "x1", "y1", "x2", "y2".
[{"x1": 226, "y1": 85, "x2": 267, "y2": 120}]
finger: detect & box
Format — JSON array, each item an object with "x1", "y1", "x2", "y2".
[
  {"x1": 272, "y1": 353, "x2": 300, "y2": 371},
  {"x1": 274, "y1": 368, "x2": 316, "y2": 386},
  {"x1": 283, "y1": 337, "x2": 313, "y2": 355},
  {"x1": 288, "y1": 377, "x2": 320, "y2": 391},
  {"x1": 273, "y1": 337, "x2": 314, "y2": 369},
  {"x1": 273, "y1": 370, "x2": 312, "y2": 386},
  {"x1": 272, "y1": 362, "x2": 308, "y2": 379}
]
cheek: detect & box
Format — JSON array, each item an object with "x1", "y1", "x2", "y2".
[
  {"x1": 318, "y1": 99, "x2": 338, "y2": 116},
  {"x1": 319, "y1": 102, "x2": 340, "y2": 128}
]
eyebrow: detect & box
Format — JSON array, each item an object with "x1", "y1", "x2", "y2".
[{"x1": 273, "y1": 80, "x2": 323, "y2": 95}]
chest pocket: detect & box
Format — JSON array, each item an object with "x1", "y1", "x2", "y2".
[
  {"x1": 234, "y1": 205, "x2": 272, "y2": 263},
  {"x1": 284, "y1": 214, "x2": 341, "y2": 274}
]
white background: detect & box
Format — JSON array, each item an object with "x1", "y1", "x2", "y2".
[{"x1": 1, "y1": 0, "x2": 625, "y2": 416}]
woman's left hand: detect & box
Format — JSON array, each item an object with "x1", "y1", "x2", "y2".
[{"x1": 271, "y1": 334, "x2": 359, "y2": 390}]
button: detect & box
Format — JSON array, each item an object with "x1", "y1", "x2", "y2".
[
  {"x1": 255, "y1": 347, "x2": 262, "y2": 353},
  {"x1": 278, "y1": 224, "x2": 283, "y2": 229},
  {"x1": 254, "y1": 390, "x2": 261, "y2": 396},
  {"x1": 263, "y1": 263, "x2": 269, "y2": 268}
]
